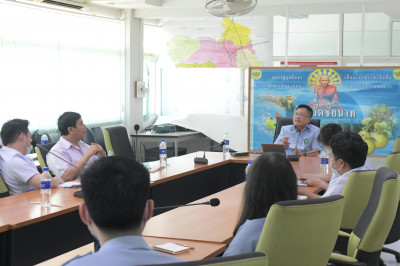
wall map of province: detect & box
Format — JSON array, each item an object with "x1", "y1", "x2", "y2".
[{"x1": 167, "y1": 18, "x2": 264, "y2": 68}]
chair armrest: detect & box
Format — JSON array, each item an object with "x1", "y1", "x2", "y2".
[{"x1": 338, "y1": 231, "x2": 351, "y2": 238}]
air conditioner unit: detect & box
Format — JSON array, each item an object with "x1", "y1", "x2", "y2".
[{"x1": 32, "y1": 0, "x2": 89, "y2": 10}]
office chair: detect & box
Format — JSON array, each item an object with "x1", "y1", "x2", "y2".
[
  {"x1": 103, "y1": 126, "x2": 136, "y2": 160},
  {"x1": 0, "y1": 173, "x2": 11, "y2": 198},
  {"x1": 380, "y1": 151, "x2": 400, "y2": 262},
  {"x1": 392, "y1": 137, "x2": 400, "y2": 153},
  {"x1": 334, "y1": 170, "x2": 376, "y2": 254},
  {"x1": 82, "y1": 127, "x2": 97, "y2": 146},
  {"x1": 329, "y1": 167, "x2": 400, "y2": 266},
  {"x1": 146, "y1": 252, "x2": 268, "y2": 266},
  {"x1": 255, "y1": 195, "x2": 344, "y2": 266},
  {"x1": 91, "y1": 127, "x2": 106, "y2": 151},
  {"x1": 272, "y1": 116, "x2": 321, "y2": 143},
  {"x1": 31, "y1": 130, "x2": 53, "y2": 147},
  {"x1": 35, "y1": 143, "x2": 56, "y2": 170}
]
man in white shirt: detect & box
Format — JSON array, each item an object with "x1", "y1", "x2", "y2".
[
  {"x1": 0, "y1": 119, "x2": 63, "y2": 195},
  {"x1": 300, "y1": 130, "x2": 368, "y2": 198}
]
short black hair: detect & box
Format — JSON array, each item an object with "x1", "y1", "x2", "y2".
[
  {"x1": 330, "y1": 131, "x2": 368, "y2": 169},
  {"x1": 1, "y1": 119, "x2": 30, "y2": 146},
  {"x1": 58, "y1": 112, "x2": 81, "y2": 136},
  {"x1": 80, "y1": 156, "x2": 150, "y2": 233},
  {"x1": 296, "y1": 104, "x2": 313, "y2": 118},
  {"x1": 318, "y1": 123, "x2": 343, "y2": 146}
]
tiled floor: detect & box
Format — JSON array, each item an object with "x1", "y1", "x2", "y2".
[{"x1": 382, "y1": 242, "x2": 400, "y2": 266}]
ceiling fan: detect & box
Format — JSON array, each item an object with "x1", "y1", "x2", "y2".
[{"x1": 205, "y1": 0, "x2": 257, "y2": 17}]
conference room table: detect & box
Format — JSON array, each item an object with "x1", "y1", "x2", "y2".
[{"x1": 0, "y1": 152, "x2": 321, "y2": 265}]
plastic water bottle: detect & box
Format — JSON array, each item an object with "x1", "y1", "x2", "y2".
[
  {"x1": 245, "y1": 161, "x2": 252, "y2": 180},
  {"x1": 159, "y1": 139, "x2": 167, "y2": 167},
  {"x1": 223, "y1": 133, "x2": 230, "y2": 156},
  {"x1": 320, "y1": 149, "x2": 329, "y2": 174},
  {"x1": 40, "y1": 167, "x2": 52, "y2": 207},
  {"x1": 107, "y1": 150, "x2": 113, "y2": 156},
  {"x1": 41, "y1": 133, "x2": 48, "y2": 145}
]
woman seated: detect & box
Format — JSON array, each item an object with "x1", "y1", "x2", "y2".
[{"x1": 223, "y1": 152, "x2": 297, "y2": 256}]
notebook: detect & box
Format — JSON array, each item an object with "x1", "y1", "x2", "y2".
[
  {"x1": 261, "y1": 143, "x2": 286, "y2": 156},
  {"x1": 153, "y1": 242, "x2": 191, "y2": 254}
]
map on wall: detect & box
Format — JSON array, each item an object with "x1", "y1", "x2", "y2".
[{"x1": 163, "y1": 17, "x2": 272, "y2": 68}]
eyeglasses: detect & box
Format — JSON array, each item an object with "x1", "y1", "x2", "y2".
[{"x1": 294, "y1": 113, "x2": 310, "y2": 118}]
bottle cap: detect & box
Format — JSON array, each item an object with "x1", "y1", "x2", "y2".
[
  {"x1": 248, "y1": 161, "x2": 252, "y2": 164},
  {"x1": 43, "y1": 167, "x2": 49, "y2": 171},
  {"x1": 161, "y1": 139, "x2": 165, "y2": 142},
  {"x1": 42, "y1": 133, "x2": 47, "y2": 135}
]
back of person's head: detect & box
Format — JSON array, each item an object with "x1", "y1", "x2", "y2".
[
  {"x1": 81, "y1": 156, "x2": 150, "y2": 233},
  {"x1": 234, "y1": 152, "x2": 297, "y2": 234},
  {"x1": 318, "y1": 123, "x2": 343, "y2": 146},
  {"x1": 0, "y1": 119, "x2": 29, "y2": 146},
  {"x1": 58, "y1": 112, "x2": 81, "y2": 136},
  {"x1": 296, "y1": 104, "x2": 313, "y2": 118},
  {"x1": 330, "y1": 130, "x2": 368, "y2": 169}
]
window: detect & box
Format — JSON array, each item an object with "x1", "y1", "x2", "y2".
[
  {"x1": 0, "y1": 1, "x2": 124, "y2": 131},
  {"x1": 392, "y1": 21, "x2": 400, "y2": 56},
  {"x1": 343, "y1": 13, "x2": 389, "y2": 56}
]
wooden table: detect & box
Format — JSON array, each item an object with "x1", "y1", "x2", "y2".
[{"x1": 0, "y1": 152, "x2": 321, "y2": 265}]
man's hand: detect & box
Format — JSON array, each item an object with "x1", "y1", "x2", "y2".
[
  {"x1": 304, "y1": 177, "x2": 329, "y2": 190},
  {"x1": 94, "y1": 143, "x2": 106, "y2": 157},
  {"x1": 282, "y1": 136, "x2": 291, "y2": 146},
  {"x1": 86, "y1": 144, "x2": 100, "y2": 157}
]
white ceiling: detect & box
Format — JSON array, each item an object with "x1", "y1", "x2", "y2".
[{"x1": 89, "y1": 0, "x2": 400, "y2": 20}]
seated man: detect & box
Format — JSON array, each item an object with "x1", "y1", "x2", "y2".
[
  {"x1": 47, "y1": 112, "x2": 105, "y2": 181},
  {"x1": 63, "y1": 156, "x2": 184, "y2": 265},
  {"x1": 0, "y1": 119, "x2": 63, "y2": 195},
  {"x1": 274, "y1": 104, "x2": 320, "y2": 156},
  {"x1": 300, "y1": 130, "x2": 368, "y2": 199},
  {"x1": 300, "y1": 123, "x2": 374, "y2": 185}
]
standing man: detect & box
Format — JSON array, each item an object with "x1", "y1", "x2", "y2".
[
  {"x1": 63, "y1": 156, "x2": 184, "y2": 265},
  {"x1": 274, "y1": 104, "x2": 320, "y2": 156},
  {"x1": 0, "y1": 119, "x2": 63, "y2": 195},
  {"x1": 47, "y1": 112, "x2": 105, "y2": 181}
]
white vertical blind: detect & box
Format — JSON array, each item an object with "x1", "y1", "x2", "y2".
[{"x1": 0, "y1": 1, "x2": 125, "y2": 131}]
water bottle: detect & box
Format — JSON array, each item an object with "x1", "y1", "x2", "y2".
[
  {"x1": 40, "y1": 167, "x2": 52, "y2": 207},
  {"x1": 245, "y1": 161, "x2": 252, "y2": 180},
  {"x1": 107, "y1": 150, "x2": 113, "y2": 156},
  {"x1": 223, "y1": 133, "x2": 230, "y2": 156},
  {"x1": 320, "y1": 149, "x2": 329, "y2": 174},
  {"x1": 41, "y1": 133, "x2": 48, "y2": 145},
  {"x1": 159, "y1": 139, "x2": 167, "y2": 167}
]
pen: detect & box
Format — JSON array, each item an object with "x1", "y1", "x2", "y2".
[
  {"x1": 30, "y1": 201, "x2": 64, "y2": 207},
  {"x1": 174, "y1": 243, "x2": 195, "y2": 250}
]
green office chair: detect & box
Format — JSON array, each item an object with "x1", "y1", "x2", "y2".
[
  {"x1": 35, "y1": 143, "x2": 56, "y2": 170},
  {"x1": 255, "y1": 195, "x2": 344, "y2": 266},
  {"x1": 0, "y1": 173, "x2": 11, "y2": 197},
  {"x1": 329, "y1": 167, "x2": 400, "y2": 266},
  {"x1": 104, "y1": 126, "x2": 135, "y2": 160},
  {"x1": 392, "y1": 137, "x2": 400, "y2": 153},
  {"x1": 146, "y1": 252, "x2": 268, "y2": 266}
]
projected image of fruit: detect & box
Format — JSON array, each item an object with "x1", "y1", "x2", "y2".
[{"x1": 359, "y1": 104, "x2": 397, "y2": 154}]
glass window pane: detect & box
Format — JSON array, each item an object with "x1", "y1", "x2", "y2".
[
  {"x1": 343, "y1": 13, "x2": 389, "y2": 56},
  {"x1": 392, "y1": 22, "x2": 400, "y2": 56}
]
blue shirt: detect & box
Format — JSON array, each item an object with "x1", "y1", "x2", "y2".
[
  {"x1": 63, "y1": 235, "x2": 184, "y2": 266},
  {"x1": 223, "y1": 217, "x2": 266, "y2": 257},
  {"x1": 274, "y1": 124, "x2": 321, "y2": 155}
]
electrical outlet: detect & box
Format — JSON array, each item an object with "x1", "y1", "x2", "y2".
[{"x1": 135, "y1": 81, "x2": 148, "y2": 98}]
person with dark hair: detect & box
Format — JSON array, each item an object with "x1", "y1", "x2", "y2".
[
  {"x1": 223, "y1": 153, "x2": 298, "y2": 256},
  {"x1": 274, "y1": 104, "x2": 320, "y2": 156},
  {"x1": 300, "y1": 130, "x2": 368, "y2": 199},
  {"x1": 300, "y1": 123, "x2": 373, "y2": 188},
  {"x1": 63, "y1": 156, "x2": 183, "y2": 265},
  {"x1": 0, "y1": 119, "x2": 63, "y2": 195},
  {"x1": 47, "y1": 112, "x2": 105, "y2": 181}
]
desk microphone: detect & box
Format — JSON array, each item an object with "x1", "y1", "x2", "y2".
[
  {"x1": 194, "y1": 142, "x2": 224, "y2": 164},
  {"x1": 134, "y1": 124, "x2": 140, "y2": 161},
  {"x1": 38, "y1": 144, "x2": 81, "y2": 171},
  {"x1": 154, "y1": 198, "x2": 220, "y2": 210}
]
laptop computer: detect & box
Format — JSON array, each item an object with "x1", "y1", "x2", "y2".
[{"x1": 261, "y1": 143, "x2": 286, "y2": 156}]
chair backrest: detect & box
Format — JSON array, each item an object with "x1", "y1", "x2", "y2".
[
  {"x1": 35, "y1": 143, "x2": 56, "y2": 169},
  {"x1": 347, "y1": 167, "x2": 399, "y2": 265},
  {"x1": 103, "y1": 126, "x2": 135, "y2": 160},
  {"x1": 273, "y1": 116, "x2": 321, "y2": 143},
  {"x1": 82, "y1": 127, "x2": 96, "y2": 146},
  {"x1": 146, "y1": 252, "x2": 268, "y2": 266},
  {"x1": 340, "y1": 170, "x2": 376, "y2": 230},
  {"x1": 385, "y1": 151, "x2": 400, "y2": 176},
  {"x1": 256, "y1": 195, "x2": 344, "y2": 266},
  {"x1": 91, "y1": 127, "x2": 106, "y2": 151},
  {"x1": 0, "y1": 173, "x2": 10, "y2": 198},
  {"x1": 393, "y1": 137, "x2": 400, "y2": 153}
]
